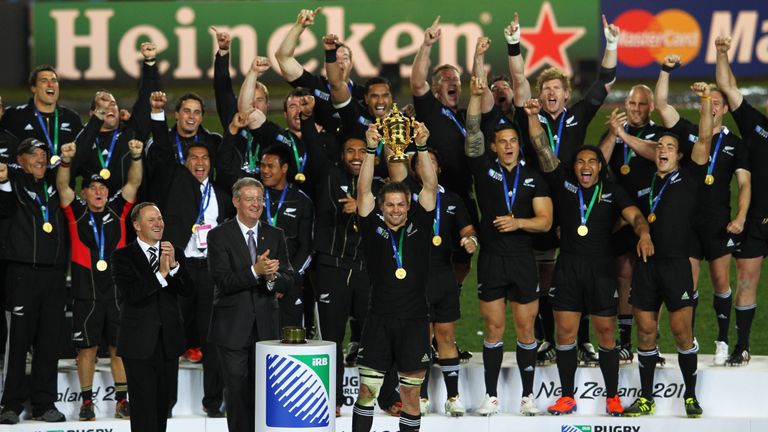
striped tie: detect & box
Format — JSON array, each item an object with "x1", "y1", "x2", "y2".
[{"x1": 148, "y1": 246, "x2": 159, "y2": 272}]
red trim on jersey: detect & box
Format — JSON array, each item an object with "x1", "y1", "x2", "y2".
[{"x1": 63, "y1": 204, "x2": 92, "y2": 270}]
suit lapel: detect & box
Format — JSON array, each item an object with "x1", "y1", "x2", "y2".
[
  {"x1": 229, "y1": 220, "x2": 253, "y2": 265},
  {"x1": 130, "y1": 241, "x2": 154, "y2": 275}
]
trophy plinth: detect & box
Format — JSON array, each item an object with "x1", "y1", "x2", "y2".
[{"x1": 376, "y1": 103, "x2": 415, "y2": 163}]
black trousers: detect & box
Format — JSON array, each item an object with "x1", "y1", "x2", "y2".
[
  {"x1": 178, "y1": 258, "x2": 223, "y2": 411},
  {"x1": 1, "y1": 263, "x2": 66, "y2": 416},
  {"x1": 123, "y1": 329, "x2": 178, "y2": 432}
]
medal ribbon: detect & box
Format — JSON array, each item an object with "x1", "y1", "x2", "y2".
[
  {"x1": 622, "y1": 125, "x2": 645, "y2": 166},
  {"x1": 441, "y1": 107, "x2": 466, "y2": 137},
  {"x1": 265, "y1": 186, "x2": 289, "y2": 226},
  {"x1": 706, "y1": 130, "x2": 725, "y2": 177},
  {"x1": 175, "y1": 132, "x2": 198, "y2": 165},
  {"x1": 33, "y1": 107, "x2": 59, "y2": 158},
  {"x1": 286, "y1": 132, "x2": 307, "y2": 175},
  {"x1": 543, "y1": 109, "x2": 566, "y2": 156},
  {"x1": 96, "y1": 129, "x2": 120, "y2": 170},
  {"x1": 33, "y1": 180, "x2": 50, "y2": 224},
  {"x1": 88, "y1": 211, "x2": 106, "y2": 262},
  {"x1": 195, "y1": 181, "x2": 213, "y2": 225},
  {"x1": 386, "y1": 226, "x2": 406, "y2": 270},
  {"x1": 648, "y1": 169, "x2": 678, "y2": 215},
  {"x1": 578, "y1": 182, "x2": 601, "y2": 227},
  {"x1": 246, "y1": 130, "x2": 259, "y2": 172},
  {"x1": 432, "y1": 189, "x2": 442, "y2": 237},
  {"x1": 497, "y1": 161, "x2": 521, "y2": 214}
]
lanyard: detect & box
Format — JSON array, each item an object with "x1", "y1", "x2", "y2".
[
  {"x1": 441, "y1": 107, "x2": 466, "y2": 137},
  {"x1": 578, "y1": 182, "x2": 601, "y2": 226},
  {"x1": 96, "y1": 129, "x2": 119, "y2": 170},
  {"x1": 175, "y1": 132, "x2": 198, "y2": 165},
  {"x1": 386, "y1": 226, "x2": 406, "y2": 269},
  {"x1": 622, "y1": 125, "x2": 645, "y2": 165},
  {"x1": 246, "y1": 130, "x2": 259, "y2": 172},
  {"x1": 543, "y1": 109, "x2": 566, "y2": 156},
  {"x1": 265, "y1": 186, "x2": 289, "y2": 226},
  {"x1": 498, "y1": 161, "x2": 521, "y2": 214},
  {"x1": 195, "y1": 181, "x2": 213, "y2": 225},
  {"x1": 286, "y1": 132, "x2": 307, "y2": 174},
  {"x1": 649, "y1": 170, "x2": 678, "y2": 214},
  {"x1": 433, "y1": 189, "x2": 442, "y2": 236},
  {"x1": 33, "y1": 107, "x2": 59, "y2": 156},
  {"x1": 33, "y1": 180, "x2": 50, "y2": 223},
  {"x1": 88, "y1": 211, "x2": 106, "y2": 261},
  {"x1": 707, "y1": 130, "x2": 725, "y2": 176}
]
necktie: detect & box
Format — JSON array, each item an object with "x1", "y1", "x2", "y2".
[
  {"x1": 247, "y1": 230, "x2": 257, "y2": 263},
  {"x1": 148, "y1": 246, "x2": 159, "y2": 272}
]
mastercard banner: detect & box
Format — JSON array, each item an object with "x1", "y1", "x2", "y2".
[{"x1": 602, "y1": 0, "x2": 768, "y2": 78}]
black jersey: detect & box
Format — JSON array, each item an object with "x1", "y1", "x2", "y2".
[
  {"x1": 0, "y1": 128, "x2": 18, "y2": 164},
  {"x1": 359, "y1": 204, "x2": 434, "y2": 319},
  {"x1": 636, "y1": 163, "x2": 707, "y2": 258},
  {"x1": 0, "y1": 99, "x2": 82, "y2": 162},
  {"x1": 259, "y1": 184, "x2": 314, "y2": 274},
  {"x1": 73, "y1": 117, "x2": 138, "y2": 197},
  {"x1": 730, "y1": 99, "x2": 768, "y2": 217},
  {"x1": 64, "y1": 196, "x2": 133, "y2": 300},
  {"x1": 546, "y1": 165, "x2": 634, "y2": 257},
  {"x1": 290, "y1": 69, "x2": 365, "y2": 133},
  {"x1": 670, "y1": 118, "x2": 749, "y2": 220},
  {"x1": 605, "y1": 122, "x2": 665, "y2": 203},
  {"x1": 468, "y1": 154, "x2": 550, "y2": 256}
]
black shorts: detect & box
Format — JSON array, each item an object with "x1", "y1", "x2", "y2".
[
  {"x1": 688, "y1": 216, "x2": 734, "y2": 260},
  {"x1": 630, "y1": 258, "x2": 697, "y2": 312},
  {"x1": 427, "y1": 265, "x2": 460, "y2": 323},
  {"x1": 550, "y1": 253, "x2": 618, "y2": 316},
  {"x1": 477, "y1": 251, "x2": 540, "y2": 304},
  {"x1": 357, "y1": 313, "x2": 431, "y2": 373},
  {"x1": 532, "y1": 230, "x2": 560, "y2": 254},
  {"x1": 734, "y1": 216, "x2": 768, "y2": 259},
  {"x1": 72, "y1": 299, "x2": 120, "y2": 348},
  {"x1": 451, "y1": 248, "x2": 473, "y2": 265},
  {"x1": 611, "y1": 225, "x2": 638, "y2": 257}
]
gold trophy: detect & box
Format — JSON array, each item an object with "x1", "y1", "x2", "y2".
[{"x1": 376, "y1": 103, "x2": 415, "y2": 163}]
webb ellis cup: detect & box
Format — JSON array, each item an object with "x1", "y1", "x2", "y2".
[{"x1": 375, "y1": 102, "x2": 415, "y2": 163}]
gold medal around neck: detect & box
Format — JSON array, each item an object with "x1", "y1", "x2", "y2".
[
  {"x1": 50, "y1": 155, "x2": 60, "y2": 165},
  {"x1": 432, "y1": 235, "x2": 442, "y2": 246},
  {"x1": 508, "y1": 212, "x2": 515, "y2": 218},
  {"x1": 192, "y1": 224, "x2": 200, "y2": 233},
  {"x1": 96, "y1": 260, "x2": 108, "y2": 272},
  {"x1": 374, "y1": 156, "x2": 381, "y2": 166},
  {"x1": 99, "y1": 168, "x2": 111, "y2": 180},
  {"x1": 395, "y1": 268, "x2": 407, "y2": 279},
  {"x1": 42, "y1": 222, "x2": 53, "y2": 233},
  {"x1": 620, "y1": 164, "x2": 630, "y2": 175},
  {"x1": 647, "y1": 213, "x2": 657, "y2": 224},
  {"x1": 295, "y1": 173, "x2": 306, "y2": 183},
  {"x1": 577, "y1": 225, "x2": 589, "y2": 237},
  {"x1": 704, "y1": 174, "x2": 715, "y2": 185}
]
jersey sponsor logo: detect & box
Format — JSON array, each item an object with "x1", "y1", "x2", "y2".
[
  {"x1": 0, "y1": 148, "x2": 7, "y2": 158},
  {"x1": 727, "y1": 238, "x2": 735, "y2": 247},
  {"x1": 24, "y1": 123, "x2": 34, "y2": 131},
  {"x1": 375, "y1": 226, "x2": 390, "y2": 239},
  {"x1": 755, "y1": 125, "x2": 768, "y2": 139},
  {"x1": 340, "y1": 185, "x2": 349, "y2": 193},
  {"x1": 538, "y1": 114, "x2": 548, "y2": 124},
  {"x1": 265, "y1": 353, "x2": 331, "y2": 428},
  {"x1": 613, "y1": 290, "x2": 619, "y2": 298},
  {"x1": 687, "y1": 133, "x2": 698, "y2": 144},
  {"x1": 723, "y1": 145, "x2": 735, "y2": 156},
  {"x1": 523, "y1": 177, "x2": 536, "y2": 188},
  {"x1": 601, "y1": 192, "x2": 613, "y2": 203},
  {"x1": 72, "y1": 331, "x2": 84, "y2": 341},
  {"x1": 406, "y1": 222, "x2": 418, "y2": 236},
  {"x1": 645, "y1": 133, "x2": 656, "y2": 139},
  {"x1": 563, "y1": 180, "x2": 578, "y2": 193},
  {"x1": 357, "y1": 116, "x2": 372, "y2": 127},
  {"x1": 313, "y1": 89, "x2": 331, "y2": 102},
  {"x1": 681, "y1": 291, "x2": 690, "y2": 300},
  {"x1": 276, "y1": 134, "x2": 292, "y2": 145},
  {"x1": 487, "y1": 168, "x2": 503, "y2": 182},
  {"x1": 447, "y1": 205, "x2": 456, "y2": 214},
  {"x1": 421, "y1": 353, "x2": 430, "y2": 363},
  {"x1": 637, "y1": 187, "x2": 650, "y2": 198}
]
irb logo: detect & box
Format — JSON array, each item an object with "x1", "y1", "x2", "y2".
[{"x1": 266, "y1": 353, "x2": 331, "y2": 427}]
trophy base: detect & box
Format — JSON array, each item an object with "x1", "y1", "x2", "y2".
[{"x1": 387, "y1": 153, "x2": 410, "y2": 163}]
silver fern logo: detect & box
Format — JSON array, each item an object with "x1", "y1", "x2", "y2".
[{"x1": 266, "y1": 353, "x2": 331, "y2": 427}]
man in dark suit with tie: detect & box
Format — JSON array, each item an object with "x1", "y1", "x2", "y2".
[
  {"x1": 207, "y1": 177, "x2": 295, "y2": 432},
  {"x1": 111, "y1": 202, "x2": 193, "y2": 432}
]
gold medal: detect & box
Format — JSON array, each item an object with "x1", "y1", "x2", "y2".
[
  {"x1": 374, "y1": 156, "x2": 380, "y2": 166},
  {"x1": 432, "y1": 235, "x2": 442, "y2": 246},
  {"x1": 295, "y1": 173, "x2": 306, "y2": 183},
  {"x1": 353, "y1": 222, "x2": 358, "y2": 232},
  {"x1": 96, "y1": 260, "x2": 108, "y2": 272},
  {"x1": 50, "y1": 155, "x2": 60, "y2": 165},
  {"x1": 192, "y1": 224, "x2": 200, "y2": 233},
  {"x1": 42, "y1": 222, "x2": 53, "y2": 233},
  {"x1": 647, "y1": 213, "x2": 657, "y2": 224},
  {"x1": 620, "y1": 164, "x2": 630, "y2": 175},
  {"x1": 704, "y1": 174, "x2": 715, "y2": 185},
  {"x1": 99, "y1": 168, "x2": 111, "y2": 180},
  {"x1": 395, "y1": 268, "x2": 407, "y2": 279},
  {"x1": 508, "y1": 212, "x2": 515, "y2": 218},
  {"x1": 577, "y1": 225, "x2": 589, "y2": 237}
]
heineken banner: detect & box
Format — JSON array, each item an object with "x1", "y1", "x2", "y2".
[{"x1": 31, "y1": 0, "x2": 599, "y2": 84}]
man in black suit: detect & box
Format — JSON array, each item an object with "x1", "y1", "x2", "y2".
[
  {"x1": 111, "y1": 202, "x2": 193, "y2": 432},
  {"x1": 207, "y1": 177, "x2": 295, "y2": 432}
]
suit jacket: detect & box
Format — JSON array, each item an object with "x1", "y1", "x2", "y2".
[
  {"x1": 207, "y1": 218, "x2": 295, "y2": 349},
  {"x1": 111, "y1": 242, "x2": 193, "y2": 359}
]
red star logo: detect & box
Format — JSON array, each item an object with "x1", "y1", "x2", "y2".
[{"x1": 520, "y1": 2, "x2": 586, "y2": 77}]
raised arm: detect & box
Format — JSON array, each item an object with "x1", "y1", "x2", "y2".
[
  {"x1": 465, "y1": 76, "x2": 486, "y2": 158},
  {"x1": 505, "y1": 13, "x2": 530, "y2": 107},
  {"x1": 524, "y1": 99, "x2": 559, "y2": 172},
  {"x1": 714, "y1": 36, "x2": 744, "y2": 110},
  {"x1": 238, "y1": 57, "x2": 271, "y2": 114},
  {"x1": 56, "y1": 142, "x2": 77, "y2": 207},
  {"x1": 275, "y1": 8, "x2": 322, "y2": 82},
  {"x1": 654, "y1": 54, "x2": 682, "y2": 128},
  {"x1": 600, "y1": 15, "x2": 619, "y2": 91},
  {"x1": 411, "y1": 16, "x2": 441, "y2": 98},
  {"x1": 121, "y1": 139, "x2": 144, "y2": 202},
  {"x1": 690, "y1": 82, "x2": 713, "y2": 165},
  {"x1": 324, "y1": 34, "x2": 351, "y2": 104},
  {"x1": 473, "y1": 36, "x2": 494, "y2": 113},
  {"x1": 211, "y1": 26, "x2": 237, "y2": 129},
  {"x1": 414, "y1": 122, "x2": 437, "y2": 211},
  {"x1": 356, "y1": 124, "x2": 380, "y2": 217}
]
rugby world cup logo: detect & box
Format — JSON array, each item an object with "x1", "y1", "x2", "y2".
[{"x1": 266, "y1": 353, "x2": 331, "y2": 427}]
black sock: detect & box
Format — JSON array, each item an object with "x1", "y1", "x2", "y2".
[
  {"x1": 352, "y1": 403, "x2": 374, "y2": 432},
  {"x1": 350, "y1": 318, "x2": 361, "y2": 343},
  {"x1": 399, "y1": 412, "x2": 420, "y2": 432},
  {"x1": 637, "y1": 348, "x2": 658, "y2": 400},
  {"x1": 420, "y1": 365, "x2": 431, "y2": 399},
  {"x1": 618, "y1": 315, "x2": 633, "y2": 346},
  {"x1": 482, "y1": 341, "x2": 503, "y2": 397},
  {"x1": 114, "y1": 381, "x2": 128, "y2": 402},
  {"x1": 713, "y1": 290, "x2": 732, "y2": 343},
  {"x1": 735, "y1": 305, "x2": 756, "y2": 349},
  {"x1": 598, "y1": 346, "x2": 619, "y2": 397},
  {"x1": 577, "y1": 316, "x2": 590, "y2": 345},
  {"x1": 81, "y1": 386, "x2": 93, "y2": 403},
  {"x1": 516, "y1": 340, "x2": 537, "y2": 396},
  {"x1": 438, "y1": 357, "x2": 460, "y2": 398},
  {"x1": 678, "y1": 343, "x2": 699, "y2": 399},
  {"x1": 539, "y1": 296, "x2": 555, "y2": 343},
  {"x1": 555, "y1": 342, "x2": 577, "y2": 397}
]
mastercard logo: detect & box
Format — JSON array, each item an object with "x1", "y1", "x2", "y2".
[{"x1": 615, "y1": 9, "x2": 702, "y2": 67}]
